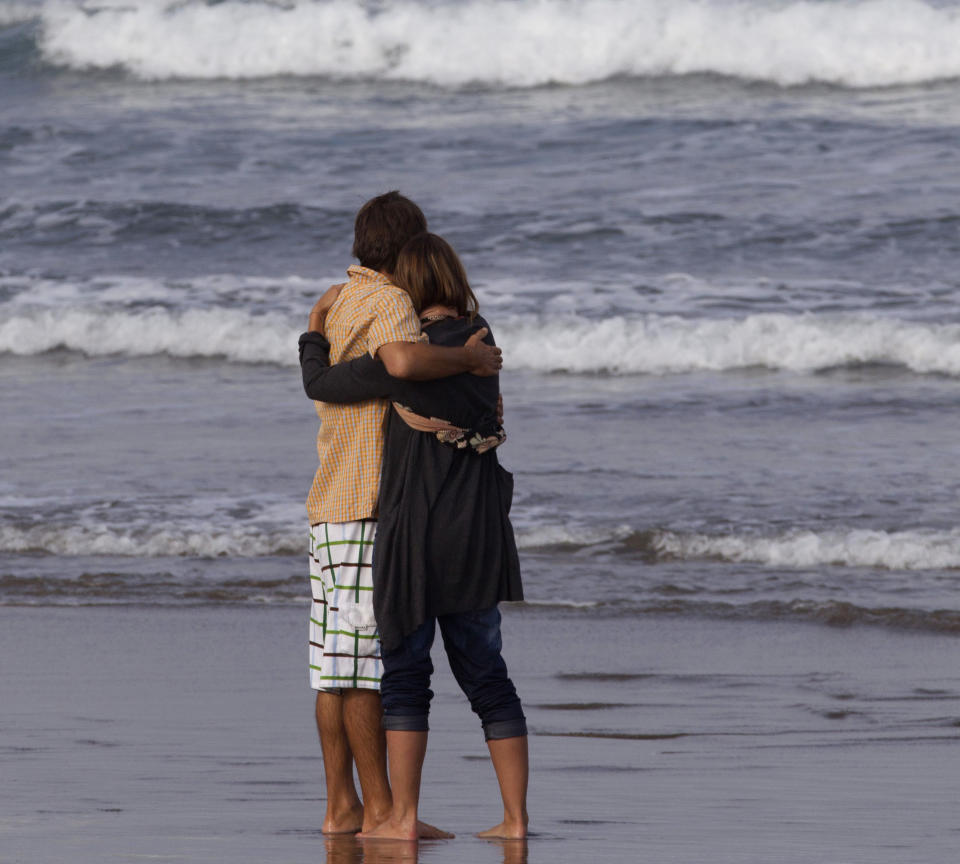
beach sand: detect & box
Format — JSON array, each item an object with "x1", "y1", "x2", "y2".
[{"x1": 3, "y1": 604, "x2": 958, "y2": 864}]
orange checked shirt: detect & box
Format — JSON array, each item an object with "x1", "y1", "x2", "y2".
[{"x1": 306, "y1": 265, "x2": 421, "y2": 525}]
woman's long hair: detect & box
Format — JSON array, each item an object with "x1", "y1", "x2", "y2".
[{"x1": 393, "y1": 233, "x2": 479, "y2": 319}]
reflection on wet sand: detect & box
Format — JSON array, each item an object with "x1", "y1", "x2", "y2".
[
  {"x1": 323, "y1": 834, "x2": 529, "y2": 864},
  {"x1": 486, "y1": 837, "x2": 530, "y2": 864}
]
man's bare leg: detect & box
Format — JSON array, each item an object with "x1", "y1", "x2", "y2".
[
  {"x1": 341, "y1": 689, "x2": 393, "y2": 832},
  {"x1": 315, "y1": 691, "x2": 364, "y2": 833},
  {"x1": 477, "y1": 735, "x2": 529, "y2": 839}
]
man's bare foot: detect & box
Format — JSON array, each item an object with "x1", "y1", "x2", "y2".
[
  {"x1": 322, "y1": 803, "x2": 364, "y2": 834},
  {"x1": 417, "y1": 820, "x2": 454, "y2": 839},
  {"x1": 476, "y1": 819, "x2": 528, "y2": 839}
]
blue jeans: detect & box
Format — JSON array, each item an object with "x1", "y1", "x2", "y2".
[{"x1": 380, "y1": 607, "x2": 527, "y2": 741}]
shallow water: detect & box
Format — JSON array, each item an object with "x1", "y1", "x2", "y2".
[{"x1": 4, "y1": 606, "x2": 959, "y2": 863}]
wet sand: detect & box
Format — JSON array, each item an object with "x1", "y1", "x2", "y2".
[{"x1": 3, "y1": 604, "x2": 959, "y2": 864}]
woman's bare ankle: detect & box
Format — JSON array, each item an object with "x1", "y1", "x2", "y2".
[{"x1": 476, "y1": 816, "x2": 528, "y2": 839}]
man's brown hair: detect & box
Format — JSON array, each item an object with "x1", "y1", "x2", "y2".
[
  {"x1": 352, "y1": 191, "x2": 427, "y2": 274},
  {"x1": 394, "y1": 233, "x2": 479, "y2": 319}
]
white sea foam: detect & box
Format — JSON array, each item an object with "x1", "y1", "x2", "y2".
[
  {"x1": 37, "y1": 0, "x2": 960, "y2": 87},
  {"x1": 0, "y1": 272, "x2": 333, "y2": 311},
  {"x1": 0, "y1": 518, "x2": 628, "y2": 556},
  {"x1": 5, "y1": 516, "x2": 960, "y2": 570},
  {"x1": 654, "y1": 528, "x2": 960, "y2": 571},
  {"x1": 0, "y1": 523, "x2": 303, "y2": 557},
  {"x1": 497, "y1": 312, "x2": 960, "y2": 375},
  {"x1": 0, "y1": 306, "x2": 299, "y2": 365},
  {"x1": 0, "y1": 2, "x2": 38, "y2": 26},
  {"x1": 4, "y1": 306, "x2": 960, "y2": 376}
]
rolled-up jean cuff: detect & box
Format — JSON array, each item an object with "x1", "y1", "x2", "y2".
[
  {"x1": 382, "y1": 714, "x2": 430, "y2": 733},
  {"x1": 482, "y1": 718, "x2": 528, "y2": 741}
]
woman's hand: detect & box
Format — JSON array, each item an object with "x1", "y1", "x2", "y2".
[{"x1": 308, "y1": 283, "x2": 345, "y2": 335}]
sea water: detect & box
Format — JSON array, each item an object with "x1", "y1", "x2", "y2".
[{"x1": 2, "y1": 0, "x2": 960, "y2": 629}]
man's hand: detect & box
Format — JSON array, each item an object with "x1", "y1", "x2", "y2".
[
  {"x1": 464, "y1": 327, "x2": 502, "y2": 377},
  {"x1": 376, "y1": 329, "x2": 503, "y2": 380},
  {"x1": 308, "y1": 283, "x2": 345, "y2": 335}
]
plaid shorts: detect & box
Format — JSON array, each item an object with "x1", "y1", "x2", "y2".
[{"x1": 308, "y1": 519, "x2": 382, "y2": 691}]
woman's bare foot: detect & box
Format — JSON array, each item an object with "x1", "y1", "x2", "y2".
[
  {"x1": 359, "y1": 816, "x2": 417, "y2": 841},
  {"x1": 476, "y1": 819, "x2": 528, "y2": 839}
]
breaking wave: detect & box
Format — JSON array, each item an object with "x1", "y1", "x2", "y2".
[
  {"x1": 12, "y1": 520, "x2": 955, "y2": 571},
  {"x1": 0, "y1": 519, "x2": 627, "y2": 557},
  {"x1": 4, "y1": 518, "x2": 959, "y2": 627},
  {"x1": 0, "y1": 523, "x2": 304, "y2": 558},
  {"x1": 649, "y1": 527, "x2": 960, "y2": 571},
  {"x1": 4, "y1": 305, "x2": 960, "y2": 377},
  {"x1": 499, "y1": 312, "x2": 960, "y2": 376},
  {"x1": 0, "y1": 306, "x2": 299, "y2": 365},
  {"x1": 36, "y1": 0, "x2": 960, "y2": 88}
]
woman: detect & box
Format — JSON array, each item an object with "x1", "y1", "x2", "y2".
[{"x1": 299, "y1": 233, "x2": 528, "y2": 840}]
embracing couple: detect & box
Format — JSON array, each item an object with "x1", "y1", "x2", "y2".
[{"x1": 298, "y1": 191, "x2": 528, "y2": 841}]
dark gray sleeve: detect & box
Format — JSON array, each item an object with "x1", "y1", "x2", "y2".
[{"x1": 298, "y1": 331, "x2": 396, "y2": 403}]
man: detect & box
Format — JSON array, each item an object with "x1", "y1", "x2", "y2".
[{"x1": 299, "y1": 192, "x2": 501, "y2": 835}]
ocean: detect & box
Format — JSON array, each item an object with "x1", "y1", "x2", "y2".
[{"x1": 2, "y1": 1, "x2": 960, "y2": 861}]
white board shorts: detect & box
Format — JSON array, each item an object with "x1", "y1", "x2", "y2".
[{"x1": 308, "y1": 519, "x2": 382, "y2": 692}]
